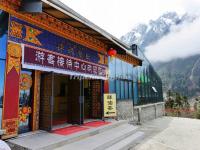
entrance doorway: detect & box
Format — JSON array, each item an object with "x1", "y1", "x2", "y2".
[
  {"x1": 39, "y1": 73, "x2": 82, "y2": 130},
  {"x1": 39, "y1": 73, "x2": 104, "y2": 131},
  {"x1": 52, "y1": 75, "x2": 68, "y2": 126},
  {"x1": 84, "y1": 80, "x2": 103, "y2": 120},
  {"x1": 53, "y1": 75, "x2": 82, "y2": 126}
]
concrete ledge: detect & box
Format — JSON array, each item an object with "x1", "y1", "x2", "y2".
[{"x1": 133, "y1": 102, "x2": 165, "y2": 124}]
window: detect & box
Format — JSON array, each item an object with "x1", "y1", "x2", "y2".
[
  {"x1": 128, "y1": 64, "x2": 133, "y2": 80},
  {"x1": 124, "y1": 81, "x2": 128, "y2": 99},
  {"x1": 116, "y1": 80, "x2": 120, "y2": 99},
  {"x1": 120, "y1": 81, "x2": 124, "y2": 99},
  {"x1": 109, "y1": 79, "x2": 115, "y2": 93},
  {"x1": 0, "y1": 9, "x2": 8, "y2": 129},
  {"x1": 108, "y1": 57, "x2": 116, "y2": 79},
  {"x1": 116, "y1": 59, "x2": 122, "y2": 78},
  {"x1": 129, "y1": 82, "x2": 132, "y2": 99},
  {"x1": 108, "y1": 58, "x2": 137, "y2": 100}
]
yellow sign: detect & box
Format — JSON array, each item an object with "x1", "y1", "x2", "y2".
[{"x1": 104, "y1": 94, "x2": 117, "y2": 117}]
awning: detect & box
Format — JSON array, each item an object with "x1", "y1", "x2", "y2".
[{"x1": 41, "y1": 0, "x2": 142, "y2": 66}]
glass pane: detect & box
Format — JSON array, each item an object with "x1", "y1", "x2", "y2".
[
  {"x1": 108, "y1": 57, "x2": 116, "y2": 79},
  {"x1": 0, "y1": 10, "x2": 8, "y2": 59},
  {"x1": 116, "y1": 80, "x2": 120, "y2": 99},
  {"x1": 128, "y1": 64, "x2": 133, "y2": 80},
  {"x1": 122, "y1": 61, "x2": 126, "y2": 79},
  {"x1": 129, "y1": 82, "x2": 132, "y2": 99},
  {"x1": 0, "y1": 60, "x2": 6, "y2": 129},
  {"x1": 109, "y1": 79, "x2": 115, "y2": 93},
  {"x1": 120, "y1": 81, "x2": 124, "y2": 99},
  {"x1": 0, "y1": 34, "x2": 7, "y2": 59},
  {"x1": 133, "y1": 82, "x2": 138, "y2": 105},
  {"x1": 116, "y1": 59, "x2": 122, "y2": 79},
  {"x1": 124, "y1": 81, "x2": 128, "y2": 99}
]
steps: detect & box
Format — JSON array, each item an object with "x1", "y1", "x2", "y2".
[
  {"x1": 7, "y1": 120, "x2": 145, "y2": 150},
  {"x1": 55, "y1": 124, "x2": 144, "y2": 150},
  {"x1": 7, "y1": 120, "x2": 128, "y2": 150},
  {"x1": 105, "y1": 131, "x2": 145, "y2": 150}
]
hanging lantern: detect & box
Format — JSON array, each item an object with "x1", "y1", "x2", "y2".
[{"x1": 108, "y1": 48, "x2": 117, "y2": 61}]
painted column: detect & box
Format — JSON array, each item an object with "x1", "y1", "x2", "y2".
[{"x1": 2, "y1": 42, "x2": 21, "y2": 139}]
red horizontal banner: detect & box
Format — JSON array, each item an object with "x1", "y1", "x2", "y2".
[{"x1": 22, "y1": 46, "x2": 107, "y2": 79}]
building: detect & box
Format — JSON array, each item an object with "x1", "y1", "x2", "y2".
[
  {"x1": 136, "y1": 49, "x2": 163, "y2": 105},
  {"x1": 108, "y1": 45, "x2": 163, "y2": 120},
  {"x1": 0, "y1": 0, "x2": 143, "y2": 139}
]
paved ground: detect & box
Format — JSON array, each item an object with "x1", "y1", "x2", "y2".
[{"x1": 132, "y1": 117, "x2": 200, "y2": 150}]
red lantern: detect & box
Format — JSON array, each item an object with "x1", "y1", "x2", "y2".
[{"x1": 107, "y1": 48, "x2": 117, "y2": 57}]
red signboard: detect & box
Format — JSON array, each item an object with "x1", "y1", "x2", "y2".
[{"x1": 22, "y1": 45, "x2": 107, "y2": 79}]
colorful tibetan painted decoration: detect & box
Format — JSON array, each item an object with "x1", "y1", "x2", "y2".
[
  {"x1": 7, "y1": 42, "x2": 22, "y2": 74},
  {"x1": 20, "y1": 73, "x2": 33, "y2": 90},
  {"x1": 19, "y1": 106, "x2": 32, "y2": 123}
]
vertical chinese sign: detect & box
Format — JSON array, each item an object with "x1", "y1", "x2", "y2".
[
  {"x1": 2, "y1": 42, "x2": 22, "y2": 139},
  {"x1": 103, "y1": 94, "x2": 117, "y2": 117}
]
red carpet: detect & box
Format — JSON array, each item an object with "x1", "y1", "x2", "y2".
[
  {"x1": 84, "y1": 121, "x2": 111, "y2": 127},
  {"x1": 52, "y1": 126, "x2": 89, "y2": 135}
]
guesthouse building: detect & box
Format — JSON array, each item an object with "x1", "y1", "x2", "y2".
[{"x1": 0, "y1": 0, "x2": 142, "y2": 139}]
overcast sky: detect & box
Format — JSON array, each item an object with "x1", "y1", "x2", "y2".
[
  {"x1": 60, "y1": 0, "x2": 200, "y2": 62},
  {"x1": 145, "y1": 17, "x2": 200, "y2": 62},
  {"x1": 60, "y1": 0, "x2": 200, "y2": 38}
]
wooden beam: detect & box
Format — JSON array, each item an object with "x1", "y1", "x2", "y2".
[{"x1": 60, "y1": 18, "x2": 76, "y2": 22}]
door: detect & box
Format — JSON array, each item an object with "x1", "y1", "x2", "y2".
[
  {"x1": 39, "y1": 72, "x2": 54, "y2": 131},
  {"x1": 67, "y1": 79, "x2": 82, "y2": 124},
  {"x1": 91, "y1": 80, "x2": 103, "y2": 119}
]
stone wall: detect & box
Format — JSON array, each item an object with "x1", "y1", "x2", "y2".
[
  {"x1": 116, "y1": 100, "x2": 165, "y2": 123},
  {"x1": 133, "y1": 102, "x2": 165, "y2": 124},
  {"x1": 117, "y1": 100, "x2": 134, "y2": 121}
]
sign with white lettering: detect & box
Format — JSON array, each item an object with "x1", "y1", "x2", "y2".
[
  {"x1": 8, "y1": 16, "x2": 108, "y2": 79},
  {"x1": 22, "y1": 45, "x2": 107, "y2": 79}
]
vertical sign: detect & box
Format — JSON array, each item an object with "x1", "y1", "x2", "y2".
[{"x1": 103, "y1": 94, "x2": 117, "y2": 117}]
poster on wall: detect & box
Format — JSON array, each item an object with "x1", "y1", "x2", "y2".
[{"x1": 103, "y1": 93, "x2": 117, "y2": 117}]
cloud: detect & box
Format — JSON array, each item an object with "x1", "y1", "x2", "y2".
[
  {"x1": 182, "y1": 0, "x2": 200, "y2": 15},
  {"x1": 145, "y1": 18, "x2": 200, "y2": 62},
  {"x1": 60, "y1": 0, "x2": 187, "y2": 37}
]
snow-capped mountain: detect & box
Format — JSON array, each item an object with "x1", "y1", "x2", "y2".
[
  {"x1": 120, "y1": 12, "x2": 200, "y2": 98},
  {"x1": 121, "y1": 12, "x2": 197, "y2": 50}
]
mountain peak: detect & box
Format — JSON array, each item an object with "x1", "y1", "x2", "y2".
[{"x1": 120, "y1": 12, "x2": 197, "y2": 50}]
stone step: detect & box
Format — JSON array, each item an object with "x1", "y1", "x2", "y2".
[
  {"x1": 105, "y1": 131, "x2": 145, "y2": 150},
  {"x1": 55, "y1": 124, "x2": 139, "y2": 150},
  {"x1": 7, "y1": 120, "x2": 129, "y2": 150}
]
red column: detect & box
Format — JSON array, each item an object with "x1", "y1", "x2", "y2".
[
  {"x1": 104, "y1": 80, "x2": 109, "y2": 93},
  {"x1": 2, "y1": 42, "x2": 21, "y2": 139}
]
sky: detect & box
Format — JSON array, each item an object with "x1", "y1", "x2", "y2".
[
  {"x1": 60, "y1": 0, "x2": 200, "y2": 62},
  {"x1": 145, "y1": 18, "x2": 200, "y2": 62},
  {"x1": 60, "y1": 0, "x2": 200, "y2": 38}
]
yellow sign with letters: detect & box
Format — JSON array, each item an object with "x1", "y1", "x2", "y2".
[{"x1": 104, "y1": 93, "x2": 117, "y2": 117}]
